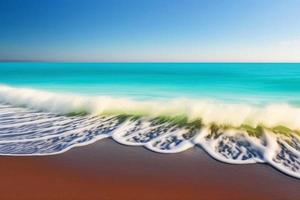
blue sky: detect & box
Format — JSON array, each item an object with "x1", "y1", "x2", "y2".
[{"x1": 1, "y1": 0, "x2": 300, "y2": 62}]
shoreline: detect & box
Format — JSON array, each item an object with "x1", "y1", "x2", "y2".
[{"x1": 0, "y1": 139, "x2": 299, "y2": 200}]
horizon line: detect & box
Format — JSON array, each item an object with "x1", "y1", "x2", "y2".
[{"x1": 1, "y1": 60, "x2": 300, "y2": 64}]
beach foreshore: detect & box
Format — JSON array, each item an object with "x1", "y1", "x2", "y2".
[{"x1": 0, "y1": 139, "x2": 299, "y2": 200}]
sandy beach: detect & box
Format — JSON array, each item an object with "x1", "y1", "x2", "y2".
[{"x1": 0, "y1": 139, "x2": 299, "y2": 200}]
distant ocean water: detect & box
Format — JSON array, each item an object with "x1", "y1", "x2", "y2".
[
  {"x1": 0, "y1": 62, "x2": 299, "y2": 179},
  {"x1": 1, "y1": 62, "x2": 300, "y2": 104}
]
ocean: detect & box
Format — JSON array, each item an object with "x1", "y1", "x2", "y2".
[
  {"x1": 1, "y1": 62, "x2": 300, "y2": 104},
  {"x1": 0, "y1": 62, "x2": 299, "y2": 179}
]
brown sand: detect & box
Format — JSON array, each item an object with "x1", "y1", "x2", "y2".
[{"x1": 0, "y1": 139, "x2": 299, "y2": 200}]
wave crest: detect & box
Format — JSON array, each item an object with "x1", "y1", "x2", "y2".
[{"x1": 1, "y1": 85, "x2": 300, "y2": 130}]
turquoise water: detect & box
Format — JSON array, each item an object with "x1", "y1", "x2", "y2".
[{"x1": 1, "y1": 62, "x2": 300, "y2": 105}]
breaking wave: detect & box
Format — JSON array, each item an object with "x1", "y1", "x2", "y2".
[
  {"x1": 1, "y1": 85, "x2": 300, "y2": 129},
  {"x1": 0, "y1": 85, "x2": 300, "y2": 179}
]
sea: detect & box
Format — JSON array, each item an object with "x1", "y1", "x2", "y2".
[{"x1": 0, "y1": 62, "x2": 299, "y2": 179}]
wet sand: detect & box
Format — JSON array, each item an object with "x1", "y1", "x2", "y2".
[{"x1": 0, "y1": 139, "x2": 299, "y2": 200}]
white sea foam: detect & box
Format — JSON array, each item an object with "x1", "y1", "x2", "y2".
[{"x1": 1, "y1": 84, "x2": 300, "y2": 130}]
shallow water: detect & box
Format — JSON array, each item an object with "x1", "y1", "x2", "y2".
[{"x1": 0, "y1": 103, "x2": 299, "y2": 179}]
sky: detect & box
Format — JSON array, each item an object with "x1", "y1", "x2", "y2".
[{"x1": 0, "y1": 0, "x2": 300, "y2": 62}]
